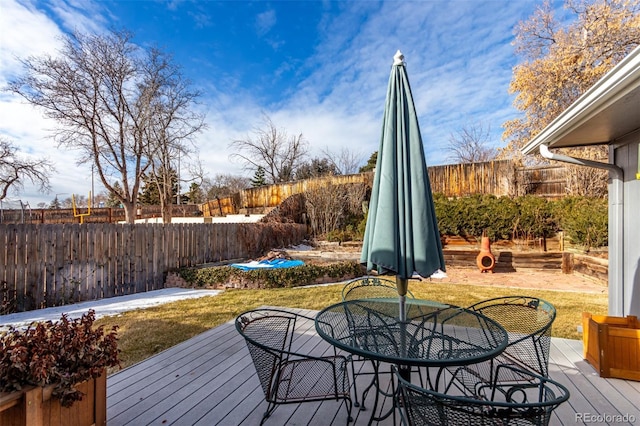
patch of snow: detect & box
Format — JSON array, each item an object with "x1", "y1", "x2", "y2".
[
  {"x1": 430, "y1": 269, "x2": 448, "y2": 279},
  {"x1": 0, "y1": 288, "x2": 221, "y2": 330},
  {"x1": 288, "y1": 244, "x2": 315, "y2": 251}
]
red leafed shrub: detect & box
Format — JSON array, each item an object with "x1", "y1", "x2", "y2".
[{"x1": 0, "y1": 310, "x2": 120, "y2": 407}]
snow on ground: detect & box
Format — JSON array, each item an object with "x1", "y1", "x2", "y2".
[
  {"x1": 0, "y1": 288, "x2": 221, "y2": 330},
  {"x1": 287, "y1": 243, "x2": 315, "y2": 251}
]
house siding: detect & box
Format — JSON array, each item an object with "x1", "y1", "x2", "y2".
[{"x1": 614, "y1": 135, "x2": 640, "y2": 317}]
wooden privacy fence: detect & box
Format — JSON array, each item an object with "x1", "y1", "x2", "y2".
[
  {"x1": 0, "y1": 222, "x2": 307, "y2": 314},
  {"x1": 0, "y1": 204, "x2": 201, "y2": 225},
  {"x1": 201, "y1": 160, "x2": 570, "y2": 217},
  {"x1": 517, "y1": 165, "x2": 568, "y2": 199},
  {"x1": 201, "y1": 173, "x2": 374, "y2": 217},
  {"x1": 427, "y1": 160, "x2": 516, "y2": 197}
]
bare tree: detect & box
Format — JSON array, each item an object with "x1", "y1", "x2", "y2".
[
  {"x1": 295, "y1": 158, "x2": 339, "y2": 180},
  {"x1": 202, "y1": 173, "x2": 250, "y2": 199},
  {"x1": 305, "y1": 183, "x2": 367, "y2": 236},
  {"x1": 446, "y1": 122, "x2": 497, "y2": 164},
  {"x1": 230, "y1": 114, "x2": 308, "y2": 184},
  {"x1": 564, "y1": 146, "x2": 609, "y2": 197},
  {"x1": 142, "y1": 48, "x2": 205, "y2": 222},
  {"x1": 320, "y1": 146, "x2": 364, "y2": 175},
  {"x1": 8, "y1": 30, "x2": 203, "y2": 223},
  {"x1": 0, "y1": 137, "x2": 52, "y2": 200}
]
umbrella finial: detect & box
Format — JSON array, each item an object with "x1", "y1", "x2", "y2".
[{"x1": 393, "y1": 50, "x2": 405, "y2": 66}]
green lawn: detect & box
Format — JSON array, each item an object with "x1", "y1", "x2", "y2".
[{"x1": 95, "y1": 281, "x2": 607, "y2": 375}]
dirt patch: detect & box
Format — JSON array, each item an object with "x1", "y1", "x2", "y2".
[
  {"x1": 427, "y1": 267, "x2": 607, "y2": 294},
  {"x1": 287, "y1": 241, "x2": 608, "y2": 294}
]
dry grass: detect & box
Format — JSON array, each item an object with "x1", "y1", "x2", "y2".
[{"x1": 95, "y1": 281, "x2": 607, "y2": 375}]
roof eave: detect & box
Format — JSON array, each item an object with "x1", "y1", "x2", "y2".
[{"x1": 521, "y1": 46, "x2": 640, "y2": 155}]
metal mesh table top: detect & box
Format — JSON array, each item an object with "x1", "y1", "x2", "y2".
[{"x1": 315, "y1": 298, "x2": 508, "y2": 367}]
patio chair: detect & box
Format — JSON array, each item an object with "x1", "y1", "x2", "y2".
[
  {"x1": 445, "y1": 296, "x2": 556, "y2": 394},
  {"x1": 395, "y1": 364, "x2": 569, "y2": 426},
  {"x1": 235, "y1": 308, "x2": 353, "y2": 425},
  {"x1": 342, "y1": 276, "x2": 415, "y2": 301},
  {"x1": 342, "y1": 276, "x2": 417, "y2": 408}
]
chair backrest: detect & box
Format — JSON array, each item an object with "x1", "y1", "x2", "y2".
[
  {"x1": 468, "y1": 296, "x2": 556, "y2": 376},
  {"x1": 395, "y1": 365, "x2": 569, "y2": 426},
  {"x1": 235, "y1": 309, "x2": 296, "y2": 400},
  {"x1": 342, "y1": 276, "x2": 415, "y2": 301}
]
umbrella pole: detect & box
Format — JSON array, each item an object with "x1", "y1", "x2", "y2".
[
  {"x1": 396, "y1": 277, "x2": 411, "y2": 381},
  {"x1": 396, "y1": 277, "x2": 408, "y2": 322}
]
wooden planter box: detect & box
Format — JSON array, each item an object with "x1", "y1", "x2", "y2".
[
  {"x1": 582, "y1": 313, "x2": 640, "y2": 381},
  {"x1": 0, "y1": 373, "x2": 106, "y2": 426}
]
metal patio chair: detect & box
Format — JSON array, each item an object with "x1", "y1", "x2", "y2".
[
  {"x1": 445, "y1": 296, "x2": 557, "y2": 394},
  {"x1": 395, "y1": 364, "x2": 569, "y2": 426},
  {"x1": 342, "y1": 276, "x2": 415, "y2": 301},
  {"x1": 342, "y1": 276, "x2": 417, "y2": 408},
  {"x1": 236, "y1": 308, "x2": 353, "y2": 425}
]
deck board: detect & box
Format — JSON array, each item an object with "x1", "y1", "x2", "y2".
[
  {"x1": 549, "y1": 337, "x2": 640, "y2": 425},
  {"x1": 107, "y1": 307, "x2": 640, "y2": 425}
]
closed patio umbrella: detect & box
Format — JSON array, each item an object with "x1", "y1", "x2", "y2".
[{"x1": 360, "y1": 50, "x2": 446, "y2": 321}]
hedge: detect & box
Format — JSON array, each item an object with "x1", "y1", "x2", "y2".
[{"x1": 433, "y1": 194, "x2": 606, "y2": 248}]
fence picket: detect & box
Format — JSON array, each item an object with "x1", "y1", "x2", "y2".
[
  {"x1": 16, "y1": 226, "x2": 28, "y2": 310},
  {"x1": 26, "y1": 225, "x2": 41, "y2": 309},
  {"x1": 87, "y1": 225, "x2": 96, "y2": 300},
  {"x1": 44, "y1": 225, "x2": 54, "y2": 307},
  {"x1": 54, "y1": 225, "x2": 65, "y2": 306},
  {"x1": 105, "y1": 224, "x2": 117, "y2": 299}
]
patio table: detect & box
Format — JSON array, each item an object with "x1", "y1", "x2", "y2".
[{"x1": 315, "y1": 298, "x2": 508, "y2": 424}]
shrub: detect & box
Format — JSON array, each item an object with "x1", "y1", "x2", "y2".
[
  {"x1": 0, "y1": 310, "x2": 120, "y2": 407},
  {"x1": 433, "y1": 193, "x2": 460, "y2": 236},
  {"x1": 179, "y1": 261, "x2": 364, "y2": 289},
  {"x1": 552, "y1": 196, "x2": 608, "y2": 248},
  {"x1": 514, "y1": 196, "x2": 558, "y2": 240},
  {"x1": 327, "y1": 193, "x2": 608, "y2": 249}
]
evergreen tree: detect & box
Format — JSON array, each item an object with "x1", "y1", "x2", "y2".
[
  {"x1": 49, "y1": 196, "x2": 61, "y2": 209},
  {"x1": 186, "y1": 183, "x2": 203, "y2": 204},
  {"x1": 138, "y1": 173, "x2": 161, "y2": 205},
  {"x1": 138, "y1": 170, "x2": 179, "y2": 205},
  {"x1": 359, "y1": 152, "x2": 378, "y2": 173},
  {"x1": 106, "y1": 182, "x2": 123, "y2": 208},
  {"x1": 251, "y1": 166, "x2": 267, "y2": 187}
]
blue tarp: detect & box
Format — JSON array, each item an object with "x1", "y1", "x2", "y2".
[{"x1": 230, "y1": 259, "x2": 305, "y2": 271}]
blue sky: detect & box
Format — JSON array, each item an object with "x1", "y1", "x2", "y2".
[{"x1": 1, "y1": 0, "x2": 553, "y2": 206}]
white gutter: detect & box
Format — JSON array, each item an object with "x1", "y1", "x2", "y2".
[
  {"x1": 539, "y1": 144, "x2": 625, "y2": 316},
  {"x1": 538, "y1": 144, "x2": 623, "y2": 178}
]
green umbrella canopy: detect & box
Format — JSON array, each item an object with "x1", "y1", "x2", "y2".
[{"x1": 360, "y1": 50, "x2": 446, "y2": 297}]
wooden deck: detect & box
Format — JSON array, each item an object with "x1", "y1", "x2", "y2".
[{"x1": 107, "y1": 308, "x2": 640, "y2": 425}]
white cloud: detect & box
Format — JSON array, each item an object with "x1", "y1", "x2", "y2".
[
  {"x1": 0, "y1": 0, "x2": 65, "y2": 79},
  {"x1": 47, "y1": 0, "x2": 106, "y2": 34},
  {"x1": 255, "y1": 9, "x2": 276, "y2": 37},
  {"x1": 0, "y1": 0, "x2": 72, "y2": 205}
]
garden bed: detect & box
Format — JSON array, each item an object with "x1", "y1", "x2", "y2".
[{"x1": 0, "y1": 371, "x2": 107, "y2": 426}]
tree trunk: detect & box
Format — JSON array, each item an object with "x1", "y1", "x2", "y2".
[
  {"x1": 122, "y1": 201, "x2": 136, "y2": 224},
  {"x1": 161, "y1": 200, "x2": 172, "y2": 224}
]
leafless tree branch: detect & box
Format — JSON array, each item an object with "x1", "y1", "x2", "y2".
[
  {"x1": 0, "y1": 137, "x2": 52, "y2": 200},
  {"x1": 230, "y1": 114, "x2": 308, "y2": 184}
]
